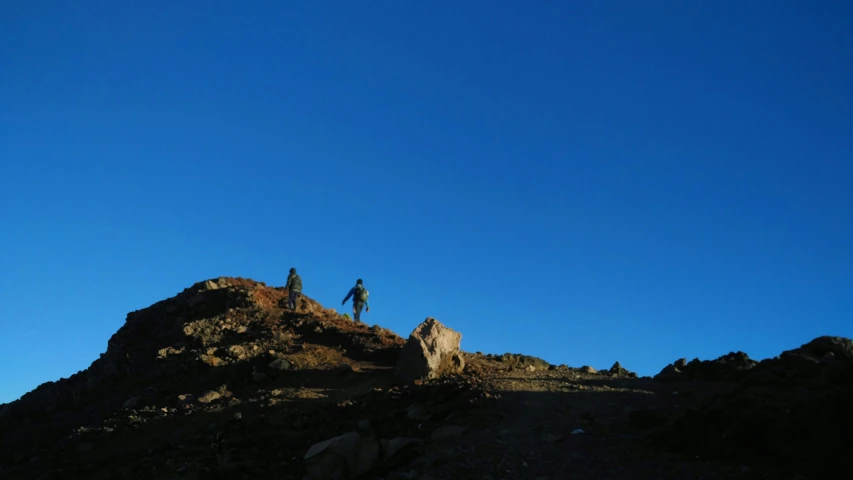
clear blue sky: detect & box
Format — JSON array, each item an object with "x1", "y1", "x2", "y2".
[{"x1": 1, "y1": 1, "x2": 851, "y2": 404}]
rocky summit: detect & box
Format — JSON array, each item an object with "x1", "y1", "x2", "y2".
[{"x1": 0, "y1": 277, "x2": 851, "y2": 480}]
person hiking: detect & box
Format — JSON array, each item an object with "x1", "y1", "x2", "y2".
[
  {"x1": 284, "y1": 267, "x2": 302, "y2": 311},
  {"x1": 342, "y1": 279, "x2": 369, "y2": 322}
]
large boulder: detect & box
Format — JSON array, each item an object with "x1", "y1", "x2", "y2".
[
  {"x1": 787, "y1": 336, "x2": 853, "y2": 362},
  {"x1": 396, "y1": 318, "x2": 465, "y2": 383}
]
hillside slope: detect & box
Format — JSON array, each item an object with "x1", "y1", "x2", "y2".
[{"x1": 1, "y1": 277, "x2": 850, "y2": 480}]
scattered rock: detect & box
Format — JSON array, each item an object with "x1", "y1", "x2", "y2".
[
  {"x1": 177, "y1": 394, "x2": 195, "y2": 406},
  {"x1": 580, "y1": 365, "x2": 597, "y2": 374},
  {"x1": 396, "y1": 318, "x2": 465, "y2": 383},
  {"x1": 525, "y1": 365, "x2": 536, "y2": 372},
  {"x1": 490, "y1": 353, "x2": 551, "y2": 370},
  {"x1": 122, "y1": 397, "x2": 140, "y2": 409},
  {"x1": 227, "y1": 345, "x2": 247, "y2": 360}
]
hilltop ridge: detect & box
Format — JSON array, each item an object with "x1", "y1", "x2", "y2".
[{"x1": 1, "y1": 277, "x2": 851, "y2": 480}]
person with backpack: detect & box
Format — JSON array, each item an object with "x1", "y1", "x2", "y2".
[
  {"x1": 285, "y1": 267, "x2": 302, "y2": 311},
  {"x1": 342, "y1": 278, "x2": 370, "y2": 322}
]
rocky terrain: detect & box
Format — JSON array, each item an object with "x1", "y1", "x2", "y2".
[{"x1": 0, "y1": 277, "x2": 850, "y2": 480}]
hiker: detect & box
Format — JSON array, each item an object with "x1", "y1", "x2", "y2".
[
  {"x1": 285, "y1": 267, "x2": 302, "y2": 311},
  {"x1": 342, "y1": 279, "x2": 369, "y2": 322}
]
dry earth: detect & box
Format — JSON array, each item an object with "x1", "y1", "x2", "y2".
[{"x1": 0, "y1": 277, "x2": 850, "y2": 480}]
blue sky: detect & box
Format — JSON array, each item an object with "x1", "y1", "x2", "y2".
[{"x1": 1, "y1": 1, "x2": 851, "y2": 404}]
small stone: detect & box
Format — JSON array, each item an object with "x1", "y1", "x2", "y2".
[
  {"x1": 123, "y1": 397, "x2": 140, "y2": 409},
  {"x1": 269, "y1": 358, "x2": 291, "y2": 371},
  {"x1": 580, "y1": 365, "x2": 597, "y2": 374},
  {"x1": 526, "y1": 365, "x2": 536, "y2": 372},
  {"x1": 227, "y1": 345, "x2": 247, "y2": 360},
  {"x1": 233, "y1": 412, "x2": 243, "y2": 421},
  {"x1": 197, "y1": 390, "x2": 222, "y2": 404},
  {"x1": 236, "y1": 326, "x2": 248, "y2": 334},
  {"x1": 675, "y1": 358, "x2": 688, "y2": 368}
]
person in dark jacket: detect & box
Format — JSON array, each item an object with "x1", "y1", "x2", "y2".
[
  {"x1": 285, "y1": 267, "x2": 302, "y2": 311},
  {"x1": 342, "y1": 278, "x2": 369, "y2": 322}
]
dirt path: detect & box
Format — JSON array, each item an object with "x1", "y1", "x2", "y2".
[{"x1": 405, "y1": 362, "x2": 760, "y2": 480}]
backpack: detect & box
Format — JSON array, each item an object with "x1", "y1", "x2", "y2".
[{"x1": 355, "y1": 284, "x2": 369, "y2": 302}]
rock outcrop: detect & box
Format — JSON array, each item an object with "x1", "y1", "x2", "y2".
[
  {"x1": 654, "y1": 351, "x2": 758, "y2": 383},
  {"x1": 608, "y1": 361, "x2": 637, "y2": 377},
  {"x1": 396, "y1": 318, "x2": 465, "y2": 383},
  {"x1": 488, "y1": 353, "x2": 551, "y2": 371},
  {"x1": 653, "y1": 336, "x2": 853, "y2": 478}
]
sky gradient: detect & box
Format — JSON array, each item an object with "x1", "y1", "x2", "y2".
[{"x1": 2, "y1": 1, "x2": 851, "y2": 404}]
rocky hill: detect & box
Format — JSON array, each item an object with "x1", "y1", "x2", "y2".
[{"x1": 1, "y1": 277, "x2": 851, "y2": 480}]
